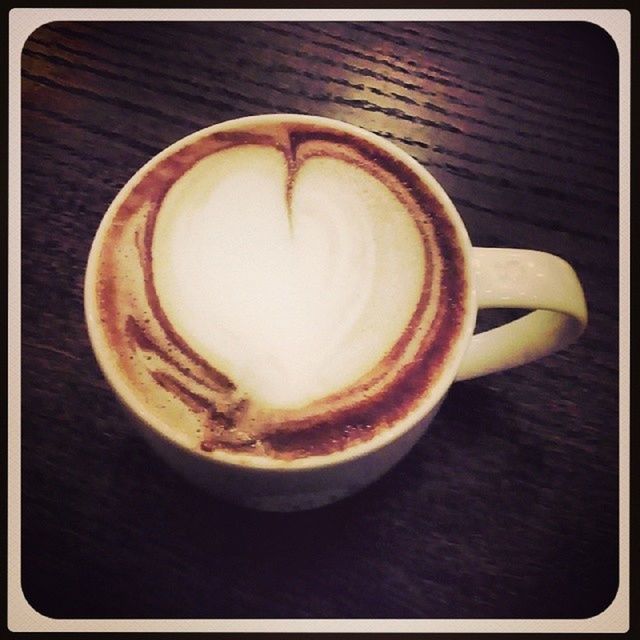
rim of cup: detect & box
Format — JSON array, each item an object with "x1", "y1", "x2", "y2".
[{"x1": 84, "y1": 113, "x2": 478, "y2": 472}]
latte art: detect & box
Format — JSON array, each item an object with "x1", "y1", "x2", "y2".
[
  {"x1": 153, "y1": 146, "x2": 426, "y2": 408},
  {"x1": 94, "y1": 121, "x2": 467, "y2": 459}
]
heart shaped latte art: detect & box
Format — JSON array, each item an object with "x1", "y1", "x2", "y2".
[{"x1": 151, "y1": 145, "x2": 426, "y2": 409}]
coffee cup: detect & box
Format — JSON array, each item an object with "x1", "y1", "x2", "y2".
[{"x1": 84, "y1": 113, "x2": 587, "y2": 511}]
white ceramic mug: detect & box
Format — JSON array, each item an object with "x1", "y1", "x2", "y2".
[{"x1": 84, "y1": 114, "x2": 588, "y2": 512}]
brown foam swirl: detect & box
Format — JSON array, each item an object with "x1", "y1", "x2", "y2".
[{"x1": 95, "y1": 121, "x2": 467, "y2": 459}]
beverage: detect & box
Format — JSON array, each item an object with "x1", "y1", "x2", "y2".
[
  {"x1": 86, "y1": 114, "x2": 587, "y2": 510},
  {"x1": 89, "y1": 116, "x2": 469, "y2": 461}
]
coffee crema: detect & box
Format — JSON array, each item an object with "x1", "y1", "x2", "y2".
[{"x1": 94, "y1": 120, "x2": 467, "y2": 459}]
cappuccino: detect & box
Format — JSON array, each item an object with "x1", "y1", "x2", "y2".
[{"x1": 92, "y1": 118, "x2": 468, "y2": 459}]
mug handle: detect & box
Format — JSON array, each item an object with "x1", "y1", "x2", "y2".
[{"x1": 455, "y1": 248, "x2": 588, "y2": 381}]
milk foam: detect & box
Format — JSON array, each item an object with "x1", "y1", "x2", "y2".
[{"x1": 152, "y1": 144, "x2": 426, "y2": 409}]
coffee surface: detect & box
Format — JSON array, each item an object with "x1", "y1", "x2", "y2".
[{"x1": 94, "y1": 120, "x2": 468, "y2": 459}]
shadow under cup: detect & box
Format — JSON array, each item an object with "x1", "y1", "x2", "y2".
[{"x1": 84, "y1": 114, "x2": 477, "y2": 511}]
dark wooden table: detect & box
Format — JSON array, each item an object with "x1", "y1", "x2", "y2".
[{"x1": 21, "y1": 20, "x2": 619, "y2": 620}]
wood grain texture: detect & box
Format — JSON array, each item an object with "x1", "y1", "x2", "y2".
[{"x1": 21, "y1": 21, "x2": 619, "y2": 619}]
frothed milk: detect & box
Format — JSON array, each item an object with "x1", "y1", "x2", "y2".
[{"x1": 93, "y1": 118, "x2": 468, "y2": 459}]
